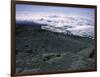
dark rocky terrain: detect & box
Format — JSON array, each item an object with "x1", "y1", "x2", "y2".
[{"x1": 16, "y1": 23, "x2": 95, "y2": 73}]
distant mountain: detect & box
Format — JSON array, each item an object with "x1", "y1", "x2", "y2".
[
  {"x1": 16, "y1": 13, "x2": 94, "y2": 39},
  {"x1": 16, "y1": 20, "x2": 47, "y2": 29}
]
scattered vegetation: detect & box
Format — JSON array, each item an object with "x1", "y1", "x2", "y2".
[{"x1": 16, "y1": 24, "x2": 95, "y2": 73}]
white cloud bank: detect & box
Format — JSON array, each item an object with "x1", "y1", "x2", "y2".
[{"x1": 16, "y1": 13, "x2": 94, "y2": 38}]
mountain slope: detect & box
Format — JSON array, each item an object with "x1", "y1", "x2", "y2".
[{"x1": 16, "y1": 25, "x2": 95, "y2": 73}]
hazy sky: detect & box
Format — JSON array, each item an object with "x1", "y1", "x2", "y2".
[{"x1": 16, "y1": 4, "x2": 95, "y2": 19}]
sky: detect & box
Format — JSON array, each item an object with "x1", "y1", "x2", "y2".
[{"x1": 16, "y1": 4, "x2": 95, "y2": 19}]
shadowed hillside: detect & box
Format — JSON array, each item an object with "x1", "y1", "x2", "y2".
[{"x1": 16, "y1": 23, "x2": 95, "y2": 73}]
